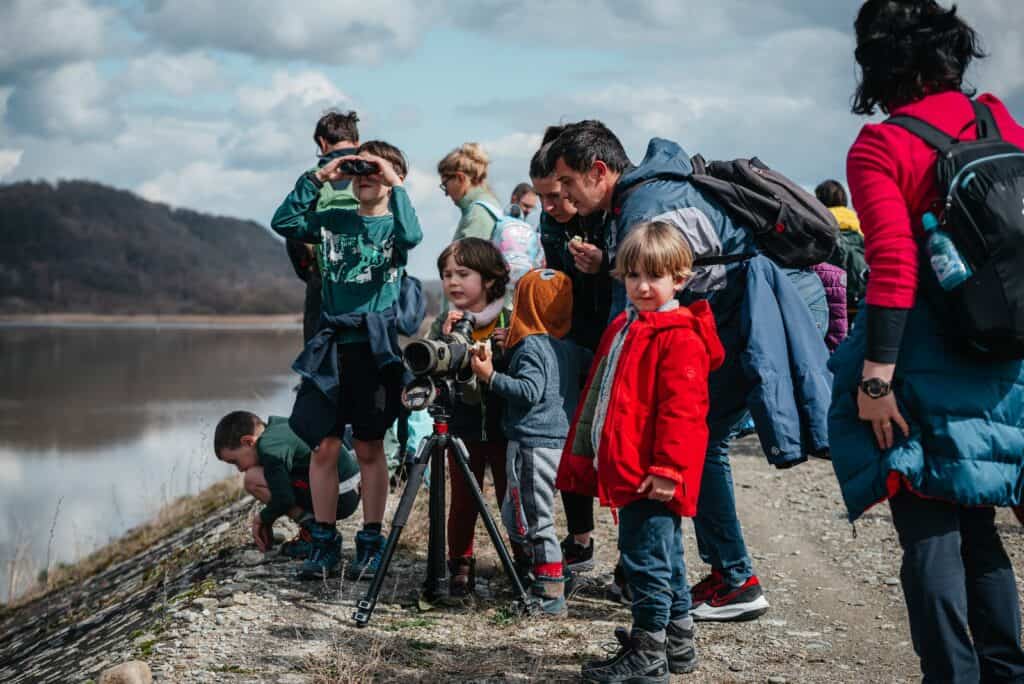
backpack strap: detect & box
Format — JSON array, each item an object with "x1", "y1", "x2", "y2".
[
  {"x1": 610, "y1": 172, "x2": 690, "y2": 215},
  {"x1": 884, "y1": 114, "x2": 959, "y2": 154},
  {"x1": 471, "y1": 200, "x2": 505, "y2": 222},
  {"x1": 971, "y1": 100, "x2": 1001, "y2": 140}
]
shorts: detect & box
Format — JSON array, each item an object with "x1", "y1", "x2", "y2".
[
  {"x1": 289, "y1": 342, "x2": 403, "y2": 445},
  {"x1": 291, "y1": 471, "x2": 361, "y2": 521}
]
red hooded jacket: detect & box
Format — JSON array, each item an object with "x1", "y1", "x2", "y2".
[{"x1": 555, "y1": 300, "x2": 725, "y2": 517}]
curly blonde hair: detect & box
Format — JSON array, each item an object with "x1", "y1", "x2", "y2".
[{"x1": 437, "y1": 143, "x2": 490, "y2": 185}]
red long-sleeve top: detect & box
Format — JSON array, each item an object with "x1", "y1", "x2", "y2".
[{"x1": 846, "y1": 91, "x2": 1024, "y2": 309}]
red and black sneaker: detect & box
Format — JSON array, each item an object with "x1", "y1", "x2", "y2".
[
  {"x1": 690, "y1": 569, "x2": 727, "y2": 606},
  {"x1": 691, "y1": 575, "x2": 770, "y2": 622}
]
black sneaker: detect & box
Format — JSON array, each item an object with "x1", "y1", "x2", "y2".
[
  {"x1": 666, "y1": 621, "x2": 698, "y2": 674},
  {"x1": 582, "y1": 627, "x2": 669, "y2": 683},
  {"x1": 560, "y1": 535, "x2": 595, "y2": 573},
  {"x1": 605, "y1": 560, "x2": 633, "y2": 605}
]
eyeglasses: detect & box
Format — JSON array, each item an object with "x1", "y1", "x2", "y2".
[{"x1": 439, "y1": 175, "x2": 452, "y2": 195}]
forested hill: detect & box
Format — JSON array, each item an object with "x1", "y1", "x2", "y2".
[{"x1": 0, "y1": 180, "x2": 304, "y2": 314}]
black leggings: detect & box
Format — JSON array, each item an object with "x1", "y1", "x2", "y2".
[{"x1": 561, "y1": 490, "x2": 595, "y2": 536}]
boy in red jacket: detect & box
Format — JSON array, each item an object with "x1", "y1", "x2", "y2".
[{"x1": 558, "y1": 221, "x2": 725, "y2": 683}]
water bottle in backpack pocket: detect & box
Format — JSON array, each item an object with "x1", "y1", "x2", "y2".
[{"x1": 922, "y1": 212, "x2": 972, "y2": 290}]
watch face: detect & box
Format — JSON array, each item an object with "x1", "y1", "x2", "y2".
[{"x1": 862, "y1": 378, "x2": 887, "y2": 397}]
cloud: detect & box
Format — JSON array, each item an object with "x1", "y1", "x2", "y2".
[
  {"x1": 119, "y1": 51, "x2": 224, "y2": 98},
  {"x1": 136, "y1": 160, "x2": 275, "y2": 212},
  {"x1": 0, "y1": 150, "x2": 23, "y2": 179},
  {"x1": 0, "y1": 0, "x2": 112, "y2": 80},
  {"x1": 5, "y1": 62, "x2": 122, "y2": 141},
  {"x1": 132, "y1": 0, "x2": 436, "y2": 64}
]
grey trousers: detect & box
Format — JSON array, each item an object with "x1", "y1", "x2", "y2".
[{"x1": 502, "y1": 441, "x2": 563, "y2": 575}]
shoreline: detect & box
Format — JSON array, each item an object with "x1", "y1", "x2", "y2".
[{"x1": 0, "y1": 313, "x2": 302, "y2": 330}]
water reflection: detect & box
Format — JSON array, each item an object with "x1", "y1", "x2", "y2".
[{"x1": 0, "y1": 324, "x2": 303, "y2": 601}]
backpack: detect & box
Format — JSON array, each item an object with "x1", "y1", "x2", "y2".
[
  {"x1": 472, "y1": 201, "x2": 546, "y2": 287},
  {"x1": 886, "y1": 100, "x2": 1024, "y2": 360},
  {"x1": 688, "y1": 155, "x2": 839, "y2": 268},
  {"x1": 395, "y1": 273, "x2": 426, "y2": 337}
]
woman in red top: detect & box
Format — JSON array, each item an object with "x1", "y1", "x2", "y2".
[{"x1": 844, "y1": 1, "x2": 1024, "y2": 681}]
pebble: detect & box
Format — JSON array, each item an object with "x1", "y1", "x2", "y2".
[
  {"x1": 729, "y1": 663, "x2": 746, "y2": 672},
  {"x1": 768, "y1": 677, "x2": 788, "y2": 684},
  {"x1": 884, "y1": 577, "x2": 900, "y2": 586},
  {"x1": 97, "y1": 661, "x2": 153, "y2": 684},
  {"x1": 240, "y1": 550, "x2": 266, "y2": 566},
  {"x1": 193, "y1": 597, "x2": 219, "y2": 612}
]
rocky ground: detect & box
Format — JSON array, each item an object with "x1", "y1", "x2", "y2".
[{"x1": 4, "y1": 435, "x2": 1024, "y2": 683}]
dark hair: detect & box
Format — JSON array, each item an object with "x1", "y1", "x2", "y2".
[
  {"x1": 213, "y1": 411, "x2": 263, "y2": 457},
  {"x1": 852, "y1": 1, "x2": 985, "y2": 115},
  {"x1": 511, "y1": 182, "x2": 535, "y2": 201},
  {"x1": 529, "y1": 125, "x2": 569, "y2": 179},
  {"x1": 436, "y1": 238, "x2": 509, "y2": 303},
  {"x1": 313, "y1": 109, "x2": 360, "y2": 146},
  {"x1": 544, "y1": 120, "x2": 631, "y2": 175},
  {"x1": 815, "y1": 180, "x2": 848, "y2": 208},
  {"x1": 357, "y1": 139, "x2": 408, "y2": 178}
]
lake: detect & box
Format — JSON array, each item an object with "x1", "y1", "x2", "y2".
[{"x1": 0, "y1": 322, "x2": 304, "y2": 602}]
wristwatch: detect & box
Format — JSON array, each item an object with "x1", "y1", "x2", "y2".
[{"x1": 859, "y1": 377, "x2": 892, "y2": 399}]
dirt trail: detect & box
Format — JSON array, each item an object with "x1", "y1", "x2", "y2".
[{"x1": 4, "y1": 436, "x2": 1023, "y2": 682}]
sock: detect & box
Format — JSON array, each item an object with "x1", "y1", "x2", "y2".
[
  {"x1": 296, "y1": 511, "x2": 315, "y2": 526},
  {"x1": 634, "y1": 628, "x2": 666, "y2": 642},
  {"x1": 363, "y1": 522, "x2": 383, "y2": 535},
  {"x1": 314, "y1": 521, "x2": 335, "y2": 535},
  {"x1": 671, "y1": 616, "x2": 694, "y2": 631}
]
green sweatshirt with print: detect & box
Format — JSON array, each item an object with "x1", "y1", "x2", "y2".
[{"x1": 271, "y1": 175, "x2": 424, "y2": 343}]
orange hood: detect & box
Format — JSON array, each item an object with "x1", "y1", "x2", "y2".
[{"x1": 505, "y1": 268, "x2": 573, "y2": 349}]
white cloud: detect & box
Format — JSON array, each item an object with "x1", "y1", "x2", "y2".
[
  {"x1": 0, "y1": 149, "x2": 23, "y2": 179},
  {"x1": 0, "y1": 0, "x2": 111, "y2": 79},
  {"x1": 236, "y1": 70, "x2": 352, "y2": 118},
  {"x1": 136, "y1": 161, "x2": 274, "y2": 211},
  {"x1": 119, "y1": 51, "x2": 224, "y2": 98},
  {"x1": 5, "y1": 62, "x2": 121, "y2": 141}
]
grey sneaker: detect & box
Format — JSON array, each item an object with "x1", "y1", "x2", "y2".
[
  {"x1": 666, "y1": 620, "x2": 698, "y2": 674},
  {"x1": 582, "y1": 627, "x2": 669, "y2": 683}
]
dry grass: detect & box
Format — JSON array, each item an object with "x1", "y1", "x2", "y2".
[{"x1": 4, "y1": 476, "x2": 243, "y2": 609}]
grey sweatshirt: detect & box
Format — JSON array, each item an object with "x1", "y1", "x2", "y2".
[{"x1": 489, "y1": 334, "x2": 589, "y2": 449}]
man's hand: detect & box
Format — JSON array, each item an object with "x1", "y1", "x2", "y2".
[
  {"x1": 470, "y1": 343, "x2": 494, "y2": 382},
  {"x1": 442, "y1": 310, "x2": 464, "y2": 335},
  {"x1": 637, "y1": 474, "x2": 676, "y2": 502},
  {"x1": 251, "y1": 516, "x2": 273, "y2": 552},
  {"x1": 568, "y1": 240, "x2": 603, "y2": 274}
]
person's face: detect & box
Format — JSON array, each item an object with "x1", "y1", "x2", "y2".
[
  {"x1": 532, "y1": 176, "x2": 577, "y2": 223},
  {"x1": 441, "y1": 172, "x2": 471, "y2": 204},
  {"x1": 553, "y1": 158, "x2": 610, "y2": 216},
  {"x1": 219, "y1": 438, "x2": 259, "y2": 473},
  {"x1": 517, "y1": 191, "x2": 539, "y2": 217},
  {"x1": 441, "y1": 253, "x2": 492, "y2": 312},
  {"x1": 352, "y1": 153, "x2": 393, "y2": 204},
  {"x1": 624, "y1": 266, "x2": 686, "y2": 312}
]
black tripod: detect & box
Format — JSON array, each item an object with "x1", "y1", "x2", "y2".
[{"x1": 353, "y1": 395, "x2": 539, "y2": 627}]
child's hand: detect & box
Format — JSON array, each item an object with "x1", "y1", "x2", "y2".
[
  {"x1": 251, "y1": 516, "x2": 273, "y2": 552},
  {"x1": 442, "y1": 310, "x2": 464, "y2": 336},
  {"x1": 315, "y1": 156, "x2": 353, "y2": 184},
  {"x1": 568, "y1": 240, "x2": 603, "y2": 274},
  {"x1": 471, "y1": 344, "x2": 494, "y2": 382},
  {"x1": 359, "y1": 152, "x2": 403, "y2": 187},
  {"x1": 637, "y1": 474, "x2": 676, "y2": 502},
  {"x1": 491, "y1": 327, "x2": 508, "y2": 350}
]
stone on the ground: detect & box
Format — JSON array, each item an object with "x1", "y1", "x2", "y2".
[{"x1": 97, "y1": 660, "x2": 153, "y2": 684}]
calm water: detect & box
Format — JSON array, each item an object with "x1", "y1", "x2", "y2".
[{"x1": 0, "y1": 323, "x2": 303, "y2": 602}]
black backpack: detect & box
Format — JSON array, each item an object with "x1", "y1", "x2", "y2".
[
  {"x1": 886, "y1": 100, "x2": 1024, "y2": 360},
  {"x1": 614, "y1": 157, "x2": 840, "y2": 269}
]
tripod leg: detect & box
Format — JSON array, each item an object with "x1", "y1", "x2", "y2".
[
  {"x1": 423, "y1": 434, "x2": 447, "y2": 600},
  {"x1": 353, "y1": 435, "x2": 433, "y2": 627},
  {"x1": 448, "y1": 436, "x2": 534, "y2": 608}
]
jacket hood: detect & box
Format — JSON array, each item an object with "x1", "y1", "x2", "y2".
[
  {"x1": 506, "y1": 268, "x2": 573, "y2": 349},
  {"x1": 317, "y1": 146, "x2": 359, "y2": 167},
  {"x1": 829, "y1": 206, "x2": 862, "y2": 235},
  {"x1": 616, "y1": 138, "x2": 693, "y2": 194},
  {"x1": 636, "y1": 299, "x2": 725, "y2": 372},
  {"x1": 456, "y1": 185, "x2": 499, "y2": 213}
]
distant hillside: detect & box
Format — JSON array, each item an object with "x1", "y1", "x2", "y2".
[{"x1": 0, "y1": 180, "x2": 304, "y2": 314}]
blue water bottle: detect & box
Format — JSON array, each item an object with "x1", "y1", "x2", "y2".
[{"x1": 923, "y1": 212, "x2": 972, "y2": 290}]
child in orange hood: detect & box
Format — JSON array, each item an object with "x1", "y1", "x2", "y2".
[{"x1": 471, "y1": 268, "x2": 590, "y2": 617}]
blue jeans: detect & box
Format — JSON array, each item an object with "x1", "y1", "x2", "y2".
[
  {"x1": 693, "y1": 408, "x2": 754, "y2": 588},
  {"x1": 618, "y1": 499, "x2": 689, "y2": 633},
  {"x1": 890, "y1": 491, "x2": 1024, "y2": 683}
]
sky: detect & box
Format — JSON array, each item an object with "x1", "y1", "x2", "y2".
[{"x1": 1, "y1": 0, "x2": 1022, "y2": 279}]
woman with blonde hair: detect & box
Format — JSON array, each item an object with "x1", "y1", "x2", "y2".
[{"x1": 438, "y1": 143, "x2": 502, "y2": 242}]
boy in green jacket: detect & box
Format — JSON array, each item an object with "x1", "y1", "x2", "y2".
[
  {"x1": 214, "y1": 411, "x2": 360, "y2": 559},
  {"x1": 271, "y1": 140, "x2": 422, "y2": 580}
]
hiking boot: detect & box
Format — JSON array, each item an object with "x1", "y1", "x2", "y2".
[
  {"x1": 561, "y1": 535, "x2": 595, "y2": 573},
  {"x1": 279, "y1": 518, "x2": 317, "y2": 560},
  {"x1": 296, "y1": 524, "x2": 341, "y2": 580},
  {"x1": 666, "y1": 620, "x2": 698, "y2": 674},
  {"x1": 448, "y1": 556, "x2": 476, "y2": 598},
  {"x1": 581, "y1": 627, "x2": 669, "y2": 683},
  {"x1": 605, "y1": 560, "x2": 633, "y2": 605},
  {"x1": 691, "y1": 575, "x2": 770, "y2": 622},
  {"x1": 511, "y1": 545, "x2": 534, "y2": 590},
  {"x1": 690, "y1": 569, "x2": 726, "y2": 606},
  {"x1": 345, "y1": 529, "x2": 386, "y2": 581},
  {"x1": 531, "y1": 574, "x2": 568, "y2": 618}
]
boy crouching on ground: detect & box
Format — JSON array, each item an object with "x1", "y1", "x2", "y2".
[
  {"x1": 271, "y1": 140, "x2": 423, "y2": 580},
  {"x1": 214, "y1": 411, "x2": 360, "y2": 557},
  {"x1": 556, "y1": 222, "x2": 724, "y2": 682},
  {"x1": 471, "y1": 268, "x2": 589, "y2": 617}
]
